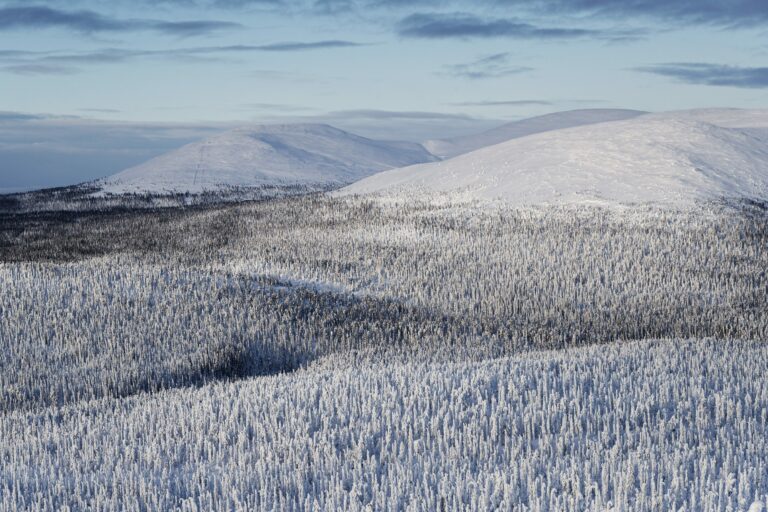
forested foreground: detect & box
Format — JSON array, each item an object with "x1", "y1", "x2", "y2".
[
  {"x1": 1, "y1": 340, "x2": 766, "y2": 511},
  {"x1": 1, "y1": 193, "x2": 767, "y2": 510}
]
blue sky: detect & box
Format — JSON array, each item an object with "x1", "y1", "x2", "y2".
[{"x1": 1, "y1": 0, "x2": 768, "y2": 189}]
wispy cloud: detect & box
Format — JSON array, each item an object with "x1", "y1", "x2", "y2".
[
  {"x1": 0, "y1": 6, "x2": 241, "y2": 36},
  {"x1": 0, "y1": 111, "x2": 48, "y2": 122},
  {"x1": 2, "y1": 0, "x2": 765, "y2": 30},
  {"x1": 253, "y1": 40, "x2": 367, "y2": 51},
  {"x1": 450, "y1": 100, "x2": 553, "y2": 107},
  {"x1": 498, "y1": 0, "x2": 768, "y2": 29},
  {"x1": 320, "y1": 0, "x2": 768, "y2": 29},
  {"x1": 240, "y1": 102, "x2": 315, "y2": 112},
  {"x1": 0, "y1": 41, "x2": 369, "y2": 73},
  {"x1": 205, "y1": 0, "x2": 286, "y2": 6},
  {"x1": 78, "y1": 108, "x2": 122, "y2": 113},
  {"x1": 0, "y1": 49, "x2": 45, "y2": 58},
  {"x1": 636, "y1": 62, "x2": 768, "y2": 89},
  {"x1": 312, "y1": 0, "x2": 355, "y2": 15},
  {"x1": 397, "y1": 12, "x2": 610, "y2": 40},
  {"x1": 325, "y1": 109, "x2": 476, "y2": 120},
  {"x1": 443, "y1": 53, "x2": 533, "y2": 79},
  {"x1": 2, "y1": 63, "x2": 80, "y2": 75}
]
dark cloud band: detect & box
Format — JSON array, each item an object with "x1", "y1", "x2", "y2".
[
  {"x1": 397, "y1": 12, "x2": 601, "y2": 40},
  {"x1": 0, "y1": 41, "x2": 369, "y2": 74},
  {"x1": 494, "y1": 0, "x2": 768, "y2": 28},
  {"x1": 636, "y1": 63, "x2": 768, "y2": 89},
  {"x1": 0, "y1": 6, "x2": 240, "y2": 35}
]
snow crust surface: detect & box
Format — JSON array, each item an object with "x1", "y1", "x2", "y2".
[
  {"x1": 423, "y1": 109, "x2": 646, "y2": 158},
  {"x1": 100, "y1": 123, "x2": 436, "y2": 194},
  {"x1": 342, "y1": 113, "x2": 768, "y2": 206}
]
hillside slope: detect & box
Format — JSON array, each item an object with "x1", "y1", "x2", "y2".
[
  {"x1": 100, "y1": 123, "x2": 436, "y2": 194},
  {"x1": 423, "y1": 109, "x2": 646, "y2": 158},
  {"x1": 341, "y1": 116, "x2": 768, "y2": 206}
]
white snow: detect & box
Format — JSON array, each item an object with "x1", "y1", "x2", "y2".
[
  {"x1": 423, "y1": 109, "x2": 646, "y2": 158},
  {"x1": 340, "y1": 113, "x2": 768, "y2": 206},
  {"x1": 99, "y1": 123, "x2": 436, "y2": 195},
  {"x1": 649, "y1": 108, "x2": 768, "y2": 129}
]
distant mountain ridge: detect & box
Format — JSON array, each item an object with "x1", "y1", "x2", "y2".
[
  {"x1": 423, "y1": 109, "x2": 647, "y2": 159},
  {"x1": 100, "y1": 123, "x2": 437, "y2": 195},
  {"x1": 341, "y1": 111, "x2": 768, "y2": 206}
]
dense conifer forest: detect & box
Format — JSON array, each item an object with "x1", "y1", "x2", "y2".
[{"x1": 1, "y1": 189, "x2": 766, "y2": 510}]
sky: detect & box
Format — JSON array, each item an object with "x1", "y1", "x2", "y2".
[{"x1": 1, "y1": 0, "x2": 768, "y2": 190}]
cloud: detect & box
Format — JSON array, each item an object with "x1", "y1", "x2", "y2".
[
  {"x1": 322, "y1": 0, "x2": 768, "y2": 29},
  {"x1": 495, "y1": 0, "x2": 768, "y2": 29},
  {"x1": 312, "y1": 0, "x2": 355, "y2": 15},
  {"x1": 451, "y1": 100, "x2": 553, "y2": 106},
  {"x1": 0, "y1": 49, "x2": 45, "y2": 58},
  {"x1": 0, "y1": 41, "x2": 369, "y2": 73},
  {"x1": 0, "y1": 111, "x2": 48, "y2": 122},
  {"x1": 564, "y1": 99, "x2": 610, "y2": 105},
  {"x1": 2, "y1": 0, "x2": 764, "y2": 30},
  {"x1": 636, "y1": 62, "x2": 768, "y2": 88},
  {"x1": 443, "y1": 53, "x2": 533, "y2": 79},
  {"x1": 0, "y1": 6, "x2": 240, "y2": 36},
  {"x1": 397, "y1": 12, "x2": 605, "y2": 40},
  {"x1": 151, "y1": 20, "x2": 241, "y2": 36},
  {"x1": 251, "y1": 40, "x2": 367, "y2": 51},
  {"x1": 78, "y1": 108, "x2": 122, "y2": 113},
  {"x1": 2, "y1": 64, "x2": 80, "y2": 75},
  {"x1": 204, "y1": 0, "x2": 286, "y2": 6},
  {"x1": 240, "y1": 102, "x2": 314, "y2": 112},
  {"x1": 325, "y1": 109, "x2": 476, "y2": 120},
  {"x1": 42, "y1": 48, "x2": 144, "y2": 64}
]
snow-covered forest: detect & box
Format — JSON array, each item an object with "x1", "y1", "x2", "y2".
[
  {"x1": 1, "y1": 339, "x2": 766, "y2": 511},
  {"x1": 1, "y1": 191, "x2": 767, "y2": 510}
]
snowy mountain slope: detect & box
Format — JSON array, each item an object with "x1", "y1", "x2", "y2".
[
  {"x1": 100, "y1": 124, "x2": 437, "y2": 194},
  {"x1": 649, "y1": 108, "x2": 768, "y2": 129},
  {"x1": 423, "y1": 109, "x2": 646, "y2": 158},
  {"x1": 340, "y1": 116, "x2": 768, "y2": 206},
  {"x1": 647, "y1": 108, "x2": 768, "y2": 142}
]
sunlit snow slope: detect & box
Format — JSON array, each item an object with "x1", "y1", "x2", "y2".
[
  {"x1": 341, "y1": 114, "x2": 768, "y2": 206},
  {"x1": 423, "y1": 109, "x2": 646, "y2": 158},
  {"x1": 100, "y1": 124, "x2": 436, "y2": 194}
]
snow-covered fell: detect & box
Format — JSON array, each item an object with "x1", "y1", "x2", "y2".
[
  {"x1": 649, "y1": 108, "x2": 768, "y2": 129},
  {"x1": 423, "y1": 109, "x2": 646, "y2": 158},
  {"x1": 100, "y1": 124, "x2": 436, "y2": 195},
  {"x1": 341, "y1": 114, "x2": 768, "y2": 206}
]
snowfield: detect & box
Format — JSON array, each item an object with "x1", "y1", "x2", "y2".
[
  {"x1": 95, "y1": 108, "x2": 768, "y2": 208},
  {"x1": 651, "y1": 108, "x2": 768, "y2": 130},
  {"x1": 342, "y1": 115, "x2": 768, "y2": 206},
  {"x1": 99, "y1": 123, "x2": 436, "y2": 195},
  {"x1": 423, "y1": 108, "x2": 646, "y2": 158}
]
